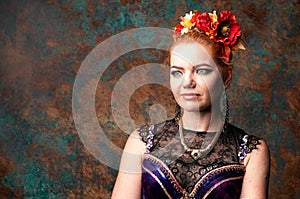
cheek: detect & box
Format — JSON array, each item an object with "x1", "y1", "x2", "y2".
[
  {"x1": 195, "y1": 74, "x2": 223, "y2": 94},
  {"x1": 202, "y1": 75, "x2": 224, "y2": 99},
  {"x1": 170, "y1": 77, "x2": 181, "y2": 93}
]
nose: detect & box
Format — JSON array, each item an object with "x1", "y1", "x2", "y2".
[{"x1": 183, "y1": 72, "x2": 196, "y2": 88}]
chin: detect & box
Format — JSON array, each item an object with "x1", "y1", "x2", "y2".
[{"x1": 181, "y1": 104, "x2": 211, "y2": 113}]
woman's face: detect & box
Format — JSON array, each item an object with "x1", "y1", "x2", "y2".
[{"x1": 170, "y1": 42, "x2": 225, "y2": 113}]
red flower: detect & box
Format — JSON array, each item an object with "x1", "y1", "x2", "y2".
[
  {"x1": 175, "y1": 23, "x2": 184, "y2": 35},
  {"x1": 196, "y1": 13, "x2": 212, "y2": 32},
  {"x1": 214, "y1": 11, "x2": 241, "y2": 46},
  {"x1": 195, "y1": 12, "x2": 218, "y2": 38}
]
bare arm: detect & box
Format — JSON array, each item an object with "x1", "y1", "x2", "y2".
[
  {"x1": 111, "y1": 129, "x2": 146, "y2": 199},
  {"x1": 240, "y1": 139, "x2": 270, "y2": 199}
]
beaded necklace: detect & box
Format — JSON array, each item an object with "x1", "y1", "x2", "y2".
[{"x1": 178, "y1": 117, "x2": 228, "y2": 160}]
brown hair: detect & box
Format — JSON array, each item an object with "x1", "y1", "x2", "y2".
[{"x1": 170, "y1": 32, "x2": 232, "y2": 82}]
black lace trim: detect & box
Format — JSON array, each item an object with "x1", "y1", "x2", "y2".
[
  {"x1": 246, "y1": 135, "x2": 261, "y2": 152},
  {"x1": 238, "y1": 134, "x2": 262, "y2": 162}
]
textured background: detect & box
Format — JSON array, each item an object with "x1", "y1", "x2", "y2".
[{"x1": 0, "y1": 0, "x2": 299, "y2": 198}]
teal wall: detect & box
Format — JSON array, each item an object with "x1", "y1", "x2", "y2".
[{"x1": 0, "y1": 1, "x2": 299, "y2": 198}]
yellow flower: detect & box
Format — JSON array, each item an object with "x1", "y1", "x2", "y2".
[
  {"x1": 180, "y1": 11, "x2": 196, "y2": 29},
  {"x1": 182, "y1": 19, "x2": 195, "y2": 28}
]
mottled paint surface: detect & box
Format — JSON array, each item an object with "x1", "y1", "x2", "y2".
[{"x1": 0, "y1": 0, "x2": 299, "y2": 198}]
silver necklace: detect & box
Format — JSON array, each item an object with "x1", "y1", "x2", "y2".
[{"x1": 178, "y1": 118, "x2": 227, "y2": 160}]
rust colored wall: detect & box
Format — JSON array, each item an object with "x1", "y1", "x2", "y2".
[{"x1": 0, "y1": 0, "x2": 299, "y2": 198}]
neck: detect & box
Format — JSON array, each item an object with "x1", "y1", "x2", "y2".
[{"x1": 181, "y1": 108, "x2": 224, "y2": 132}]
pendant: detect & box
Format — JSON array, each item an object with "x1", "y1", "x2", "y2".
[{"x1": 190, "y1": 149, "x2": 202, "y2": 160}]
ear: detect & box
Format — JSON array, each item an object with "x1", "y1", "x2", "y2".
[{"x1": 224, "y1": 66, "x2": 233, "y2": 89}]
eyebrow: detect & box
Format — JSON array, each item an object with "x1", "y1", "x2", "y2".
[
  {"x1": 170, "y1": 66, "x2": 183, "y2": 70},
  {"x1": 170, "y1": 64, "x2": 212, "y2": 70}
]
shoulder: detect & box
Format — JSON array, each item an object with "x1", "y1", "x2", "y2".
[
  {"x1": 121, "y1": 119, "x2": 176, "y2": 157},
  {"x1": 234, "y1": 125, "x2": 269, "y2": 166},
  {"x1": 228, "y1": 123, "x2": 269, "y2": 163},
  {"x1": 126, "y1": 119, "x2": 175, "y2": 146},
  {"x1": 244, "y1": 138, "x2": 270, "y2": 167},
  {"x1": 136, "y1": 119, "x2": 177, "y2": 153},
  {"x1": 138, "y1": 119, "x2": 176, "y2": 143},
  {"x1": 123, "y1": 128, "x2": 146, "y2": 155}
]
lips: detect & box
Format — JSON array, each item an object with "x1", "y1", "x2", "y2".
[{"x1": 181, "y1": 93, "x2": 201, "y2": 100}]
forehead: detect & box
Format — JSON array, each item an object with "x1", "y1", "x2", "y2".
[{"x1": 170, "y1": 42, "x2": 214, "y2": 66}]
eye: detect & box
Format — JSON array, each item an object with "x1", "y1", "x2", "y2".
[
  {"x1": 170, "y1": 70, "x2": 183, "y2": 77},
  {"x1": 195, "y1": 68, "x2": 212, "y2": 75}
]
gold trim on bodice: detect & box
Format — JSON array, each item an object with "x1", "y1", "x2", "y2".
[{"x1": 142, "y1": 153, "x2": 245, "y2": 198}]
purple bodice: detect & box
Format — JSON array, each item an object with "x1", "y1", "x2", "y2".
[{"x1": 142, "y1": 154, "x2": 244, "y2": 199}]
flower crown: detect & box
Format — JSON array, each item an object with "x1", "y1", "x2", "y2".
[{"x1": 174, "y1": 10, "x2": 245, "y2": 63}]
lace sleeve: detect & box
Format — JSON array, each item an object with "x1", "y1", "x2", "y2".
[
  {"x1": 238, "y1": 134, "x2": 262, "y2": 163},
  {"x1": 138, "y1": 125, "x2": 155, "y2": 153}
]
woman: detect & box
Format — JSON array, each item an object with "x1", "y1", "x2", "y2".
[{"x1": 112, "y1": 10, "x2": 270, "y2": 199}]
